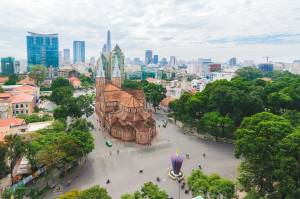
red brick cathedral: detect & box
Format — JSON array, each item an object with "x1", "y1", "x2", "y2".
[{"x1": 95, "y1": 56, "x2": 156, "y2": 144}]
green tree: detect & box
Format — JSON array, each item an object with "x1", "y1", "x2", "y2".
[
  {"x1": 24, "y1": 142, "x2": 40, "y2": 171},
  {"x1": 51, "y1": 77, "x2": 73, "y2": 90},
  {"x1": 59, "y1": 185, "x2": 111, "y2": 199},
  {"x1": 187, "y1": 170, "x2": 235, "y2": 199},
  {"x1": 29, "y1": 65, "x2": 47, "y2": 86},
  {"x1": 142, "y1": 82, "x2": 166, "y2": 111},
  {"x1": 235, "y1": 112, "x2": 293, "y2": 197},
  {"x1": 122, "y1": 80, "x2": 141, "y2": 89},
  {"x1": 4, "y1": 74, "x2": 20, "y2": 85},
  {"x1": 123, "y1": 182, "x2": 168, "y2": 199},
  {"x1": 267, "y1": 92, "x2": 292, "y2": 114},
  {"x1": 79, "y1": 185, "x2": 111, "y2": 199},
  {"x1": 199, "y1": 112, "x2": 235, "y2": 139},
  {"x1": 4, "y1": 134, "x2": 23, "y2": 185},
  {"x1": 276, "y1": 130, "x2": 300, "y2": 198},
  {"x1": 0, "y1": 143, "x2": 8, "y2": 178},
  {"x1": 282, "y1": 110, "x2": 300, "y2": 127},
  {"x1": 0, "y1": 85, "x2": 4, "y2": 93},
  {"x1": 236, "y1": 67, "x2": 264, "y2": 80},
  {"x1": 51, "y1": 86, "x2": 74, "y2": 105},
  {"x1": 69, "y1": 130, "x2": 94, "y2": 155},
  {"x1": 1, "y1": 186, "x2": 26, "y2": 199},
  {"x1": 68, "y1": 118, "x2": 94, "y2": 132}
]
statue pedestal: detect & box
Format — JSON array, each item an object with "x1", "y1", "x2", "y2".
[{"x1": 168, "y1": 169, "x2": 184, "y2": 180}]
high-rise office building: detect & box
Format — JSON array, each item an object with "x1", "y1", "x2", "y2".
[
  {"x1": 160, "y1": 57, "x2": 168, "y2": 66},
  {"x1": 153, "y1": 55, "x2": 158, "y2": 64},
  {"x1": 73, "y1": 41, "x2": 85, "y2": 64},
  {"x1": 1, "y1": 57, "x2": 15, "y2": 75},
  {"x1": 169, "y1": 56, "x2": 177, "y2": 66},
  {"x1": 229, "y1": 57, "x2": 237, "y2": 66},
  {"x1": 107, "y1": 30, "x2": 111, "y2": 53},
  {"x1": 59, "y1": 51, "x2": 63, "y2": 66},
  {"x1": 26, "y1": 32, "x2": 59, "y2": 70},
  {"x1": 63, "y1": 49, "x2": 70, "y2": 65},
  {"x1": 145, "y1": 50, "x2": 153, "y2": 65},
  {"x1": 104, "y1": 45, "x2": 125, "y2": 81}
]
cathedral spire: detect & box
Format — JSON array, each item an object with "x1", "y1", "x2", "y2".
[
  {"x1": 96, "y1": 56, "x2": 105, "y2": 77},
  {"x1": 112, "y1": 55, "x2": 121, "y2": 77}
]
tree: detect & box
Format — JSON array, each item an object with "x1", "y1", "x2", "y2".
[
  {"x1": 0, "y1": 85, "x2": 4, "y2": 93},
  {"x1": 2, "y1": 186, "x2": 26, "y2": 199},
  {"x1": 236, "y1": 67, "x2": 264, "y2": 80},
  {"x1": 4, "y1": 134, "x2": 23, "y2": 185},
  {"x1": 51, "y1": 77, "x2": 73, "y2": 90},
  {"x1": 69, "y1": 130, "x2": 94, "y2": 155},
  {"x1": 51, "y1": 86, "x2": 74, "y2": 105},
  {"x1": 24, "y1": 142, "x2": 40, "y2": 171},
  {"x1": 79, "y1": 185, "x2": 111, "y2": 199},
  {"x1": 4, "y1": 74, "x2": 20, "y2": 85},
  {"x1": 123, "y1": 182, "x2": 168, "y2": 199},
  {"x1": 276, "y1": 130, "x2": 300, "y2": 198},
  {"x1": 235, "y1": 112, "x2": 293, "y2": 198},
  {"x1": 29, "y1": 65, "x2": 47, "y2": 86},
  {"x1": 187, "y1": 170, "x2": 235, "y2": 199},
  {"x1": 199, "y1": 112, "x2": 235, "y2": 139},
  {"x1": 54, "y1": 95, "x2": 93, "y2": 120},
  {"x1": 0, "y1": 143, "x2": 8, "y2": 178},
  {"x1": 267, "y1": 92, "x2": 292, "y2": 114},
  {"x1": 59, "y1": 185, "x2": 111, "y2": 199},
  {"x1": 282, "y1": 110, "x2": 300, "y2": 127},
  {"x1": 142, "y1": 82, "x2": 166, "y2": 111},
  {"x1": 122, "y1": 80, "x2": 141, "y2": 89},
  {"x1": 68, "y1": 118, "x2": 94, "y2": 132}
]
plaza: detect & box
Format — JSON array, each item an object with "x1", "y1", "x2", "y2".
[{"x1": 45, "y1": 111, "x2": 239, "y2": 199}]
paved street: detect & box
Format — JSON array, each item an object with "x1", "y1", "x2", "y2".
[{"x1": 45, "y1": 111, "x2": 239, "y2": 199}]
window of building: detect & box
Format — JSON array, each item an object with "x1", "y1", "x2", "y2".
[
  {"x1": 16, "y1": 104, "x2": 19, "y2": 108},
  {"x1": 20, "y1": 104, "x2": 23, "y2": 108},
  {"x1": 16, "y1": 111, "x2": 19, "y2": 114}
]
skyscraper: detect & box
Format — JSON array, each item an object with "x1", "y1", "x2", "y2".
[
  {"x1": 63, "y1": 49, "x2": 70, "y2": 65},
  {"x1": 169, "y1": 56, "x2": 177, "y2": 66},
  {"x1": 107, "y1": 45, "x2": 125, "y2": 81},
  {"x1": 73, "y1": 41, "x2": 85, "y2": 64},
  {"x1": 145, "y1": 50, "x2": 153, "y2": 65},
  {"x1": 1, "y1": 57, "x2": 15, "y2": 75},
  {"x1": 229, "y1": 57, "x2": 237, "y2": 66},
  {"x1": 26, "y1": 32, "x2": 59, "y2": 69},
  {"x1": 153, "y1": 54, "x2": 158, "y2": 64},
  {"x1": 107, "y1": 30, "x2": 111, "y2": 53}
]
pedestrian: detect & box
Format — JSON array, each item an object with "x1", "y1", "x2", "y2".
[
  {"x1": 203, "y1": 153, "x2": 206, "y2": 157},
  {"x1": 117, "y1": 149, "x2": 119, "y2": 154},
  {"x1": 198, "y1": 164, "x2": 202, "y2": 170}
]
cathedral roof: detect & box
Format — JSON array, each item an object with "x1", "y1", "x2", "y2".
[
  {"x1": 121, "y1": 93, "x2": 142, "y2": 108},
  {"x1": 104, "y1": 83, "x2": 121, "y2": 92}
]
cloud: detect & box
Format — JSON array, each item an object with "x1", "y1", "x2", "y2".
[{"x1": 0, "y1": 0, "x2": 299, "y2": 62}]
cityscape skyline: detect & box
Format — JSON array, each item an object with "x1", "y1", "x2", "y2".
[{"x1": 0, "y1": 0, "x2": 300, "y2": 62}]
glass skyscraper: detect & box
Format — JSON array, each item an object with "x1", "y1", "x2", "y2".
[
  {"x1": 26, "y1": 32, "x2": 59, "y2": 70},
  {"x1": 145, "y1": 50, "x2": 153, "y2": 65},
  {"x1": 153, "y1": 54, "x2": 158, "y2": 64},
  {"x1": 1, "y1": 57, "x2": 15, "y2": 75},
  {"x1": 73, "y1": 41, "x2": 85, "y2": 64}
]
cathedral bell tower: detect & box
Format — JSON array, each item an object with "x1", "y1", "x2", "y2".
[
  {"x1": 96, "y1": 56, "x2": 105, "y2": 103},
  {"x1": 112, "y1": 55, "x2": 122, "y2": 88}
]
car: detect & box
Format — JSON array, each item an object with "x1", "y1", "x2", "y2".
[{"x1": 105, "y1": 140, "x2": 112, "y2": 147}]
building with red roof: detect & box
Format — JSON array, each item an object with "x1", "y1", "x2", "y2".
[
  {"x1": 0, "y1": 118, "x2": 27, "y2": 142},
  {"x1": 68, "y1": 77, "x2": 81, "y2": 88},
  {"x1": 9, "y1": 93, "x2": 35, "y2": 116}
]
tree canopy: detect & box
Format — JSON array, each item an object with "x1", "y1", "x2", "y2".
[{"x1": 29, "y1": 65, "x2": 47, "y2": 86}]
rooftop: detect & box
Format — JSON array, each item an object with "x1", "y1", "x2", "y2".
[
  {"x1": 9, "y1": 93, "x2": 34, "y2": 103},
  {"x1": 0, "y1": 118, "x2": 25, "y2": 127}
]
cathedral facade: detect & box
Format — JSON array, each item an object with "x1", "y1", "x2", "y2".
[{"x1": 95, "y1": 49, "x2": 156, "y2": 145}]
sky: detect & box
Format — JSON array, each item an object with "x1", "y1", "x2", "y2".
[{"x1": 0, "y1": 0, "x2": 300, "y2": 63}]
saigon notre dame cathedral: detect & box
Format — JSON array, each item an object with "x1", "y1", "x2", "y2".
[{"x1": 95, "y1": 45, "x2": 156, "y2": 145}]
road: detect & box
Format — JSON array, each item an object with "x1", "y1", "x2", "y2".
[{"x1": 44, "y1": 110, "x2": 239, "y2": 199}]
